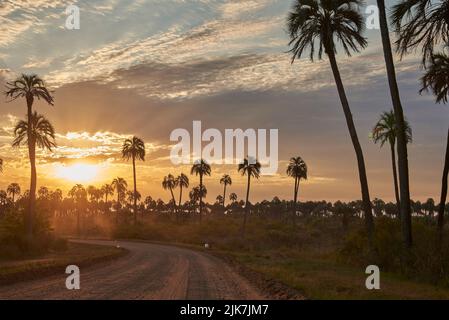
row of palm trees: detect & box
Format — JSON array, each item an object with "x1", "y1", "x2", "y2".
[
  {"x1": 287, "y1": 0, "x2": 449, "y2": 248},
  {"x1": 162, "y1": 156, "x2": 308, "y2": 234}
]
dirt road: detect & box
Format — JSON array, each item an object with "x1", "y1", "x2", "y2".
[{"x1": 0, "y1": 240, "x2": 264, "y2": 300}]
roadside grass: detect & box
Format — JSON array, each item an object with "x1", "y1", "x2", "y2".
[
  {"x1": 0, "y1": 242, "x2": 127, "y2": 286},
  {"x1": 108, "y1": 215, "x2": 449, "y2": 299}
]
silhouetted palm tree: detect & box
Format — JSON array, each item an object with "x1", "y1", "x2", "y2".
[
  {"x1": 372, "y1": 111, "x2": 412, "y2": 215},
  {"x1": 220, "y1": 174, "x2": 232, "y2": 208},
  {"x1": 238, "y1": 157, "x2": 261, "y2": 235},
  {"x1": 162, "y1": 174, "x2": 177, "y2": 214},
  {"x1": 377, "y1": 0, "x2": 415, "y2": 248},
  {"x1": 122, "y1": 136, "x2": 145, "y2": 224},
  {"x1": 287, "y1": 0, "x2": 374, "y2": 240},
  {"x1": 286, "y1": 156, "x2": 307, "y2": 220},
  {"x1": 230, "y1": 193, "x2": 238, "y2": 203},
  {"x1": 190, "y1": 159, "x2": 211, "y2": 222},
  {"x1": 68, "y1": 184, "x2": 87, "y2": 236},
  {"x1": 0, "y1": 159, "x2": 3, "y2": 173},
  {"x1": 101, "y1": 183, "x2": 114, "y2": 213},
  {"x1": 176, "y1": 173, "x2": 189, "y2": 208},
  {"x1": 420, "y1": 50, "x2": 449, "y2": 240},
  {"x1": 7, "y1": 183, "x2": 21, "y2": 203},
  {"x1": 5, "y1": 74, "x2": 54, "y2": 239},
  {"x1": 112, "y1": 177, "x2": 127, "y2": 220},
  {"x1": 392, "y1": 0, "x2": 449, "y2": 65}
]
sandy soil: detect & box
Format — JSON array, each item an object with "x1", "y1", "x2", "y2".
[{"x1": 0, "y1": 240, "x2": 264, "y2": 300}]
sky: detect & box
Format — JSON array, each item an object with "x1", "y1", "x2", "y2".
[{"x1": 0, "y1": 0, "x2": 446, "y2": 203}]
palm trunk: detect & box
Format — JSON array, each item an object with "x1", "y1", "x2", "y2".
[
  {"x1": 377, "y1": 0, "x2": 413, "y2": 248},
  {"x1": 292, "y1": 176, "x2": 298, "y2": 222},
  {"x1": 169, "y1": 187, "x2": 177, "y2": 214},
  {"x1": 26, "y1": 94, "x2": 35, "y2": 241},
  {"x1": 132, "y1": 155, "x2": 137, "y2": 224},
  {"x1": 116, "y1": 192, "x2": 120, "y2": 224},
  {"x1": 327, "y1": 51, "x2": 374, "y2": 241},
  {"x1": 178, "y1": 185, "x2": 183, "y2": 207},
  {"x1": 437, "y1": 127, "x2": 449, "y2": 243},
  {"x1": 199, "y1": 174, "x2": 203, "y2": 224},
  {"x1": 390, "y1": 142, "x2": 401, "y2": 218},
  {"x1": 105, "y1": 194, "x2": 108, "y2": 214},
  {"x1": 223, "y1": 184, "x2": 227, "y2": 208},
  {"x1": 242, "y1": 174, "x2": 251, "y2": 236}
]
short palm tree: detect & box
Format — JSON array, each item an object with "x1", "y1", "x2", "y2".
[
  {"x1": 13, "y1": 113, "x2": 56, "y2": 224},
  {"x1": 420, "y1": 50, "x2": 449, "y2": 240},
  {"x1": 112, "y1": 177, "x2": 127, "y2": 216},
  {"x1": 162, "y1": 174, "x2": 177, "y2": 214},
  {"x1": 68, "y1": 184, "x2": 87, "y2": 235},
  {"x1": 190, "y1": 159, "x2": 211, "y2": 222},
  {"x1": 238, "y1": 157, "x2": 261, "y2": 235},
  {"x1": 176, "y1": 173, "x2": 189, "y2": 208},
  {"x1": 372, "y1": 111, "x2": 412, "y2": 215},
  {"x1": 101, "y1": 183, "x2": 114, "y2": 213},
  {"x1": 286, "y1": 156, "x2": 307, "y2": 219},
  {"x1": 287, "y1": 0, "x2": 374, "y2": 239},
  {"x1": 122, "y1": 136, "x2": 145, "y2": 224},
  {"x1": 7, "y1": 183, "x2": 21, "y2": 203},
  {"x1": 5, "y1": 74, "x2": 54, "y2": 239},
  {"x1": 229, "y1": 193, "x2": 238, "y2": 203},
  {"x1": 220, "y1": 174, "x2": 232, "y2": 208}
]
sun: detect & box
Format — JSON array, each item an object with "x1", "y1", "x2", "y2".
[{"x1": 55, "y1": 163, "x2": 100, "y2": 183}]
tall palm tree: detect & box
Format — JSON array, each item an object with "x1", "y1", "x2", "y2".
[
  {"x1": 0, "y1": 158, "x2": 3, "y2": 173},
  {"x1": 220, "y1": 174, "x2": 232, "y2": 208},
  {"x1": 162, "y1": 174, "x2": 177, "y2": 214},
  {"x1": 392, "y1": 0, "x2": 449, "y2": 66},
  {"x1": 7, "y1": 183, "x2": 21, "y2": 203},
  {"x1": 238, "y1": 157, "x2": 261, "y2": 235},
  {"x1": 190, "y1": 159, "x2": 211, "y2": 222},
  {"x1": 287, "y1": 0, "x2": 374, "y2": 240},
  {"x1": 392, "y1": 0, "x2": 449, "y2": 247},
  {"x1": 112, "y1": 177, "x2": 127, "y2": 222},
  {"x1": 176, "y1": 173, "x2": 189, "y2": 209},
  {"x1": 122, "y1": 136, "x2": 145, "y2": 224},
  {"x1": 375, "y1": 0, "x2": 414, "y2": 248},
  {"x1": 372, "y1": 111, "x2": 412, "y2": 215},
  {"x1": 286, "y1": 156, "x2": 307, "y2": 220},
  {"x1": 420, "y1": 50, "x2": 449, "y2": 240},
  {"x1": 101, "y1": 183, "x2": 114, "y2": 213},
  {"x1": 5, "y1": 74, "x2": 54, "y2": 239}
]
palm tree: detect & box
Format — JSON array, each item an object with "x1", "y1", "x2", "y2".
[
  {"x1": 220, "y1": 174, "x2": 232, "y2": 208},
  {"x1": 376, "y1": 0, "x2": 415, "y2": 248},
  {"x1": 7, "y1": 183, "x2": 21, "y2": 203},
  {"x1": 0, "y1": 158, "x2": 3, "y2": 173},
  {"x1": 238, "y1": 157, "x2": 261, "y2": 235},
  {"x1": 68, "y1": 184, "x2": 87, "y2": 236},
  {"x1": 391, "y1": 0, "x2": 449, "y2": 66},
  {"x1": 5, "y1": 74, "x2": 54, "y2": 239},
  {"x1": 286, "y1": 156, "x2": 307, "y2": 220},
  {"x1": 230, "y1": 193, "x2": 238, "y2": 203},
  {"x1": 287, "y1": 0, "x2": 374, "y2": 240},
  {"x1": 162, "y1": 174, "x2": 177, "y2": 214},
  {"x1": 420, "y1": 50, "x2": 449, "y2": 240},
  {"x1": 190, "y1": 159, "x2": 211, "y2": 222},
  {"x1": 101, "y1": 183, "x2": 114, "y2": 213},
  {"x1": 112, "y1": 177, "x2": 127, "y2": 222},
  {"x1": 122, "y1": 136, "x2": 145, "y2": 224},
  {"x1": 372, "y1": 111, "x2": 412, "y2": 215},
  {"x1": 176, "y1": 173, "x2": 189, "y2": 208}
]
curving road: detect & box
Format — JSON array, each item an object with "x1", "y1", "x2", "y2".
[{"x1": 0, "y1": 240, "x2": 263, "y2": 300}]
